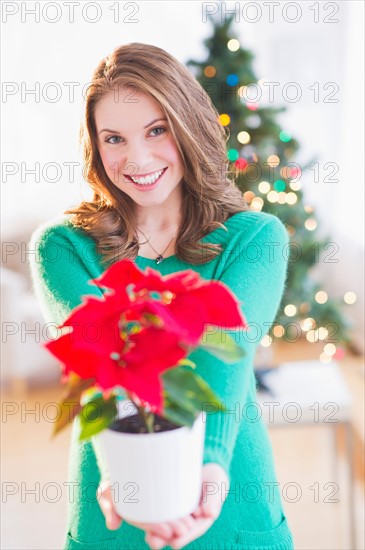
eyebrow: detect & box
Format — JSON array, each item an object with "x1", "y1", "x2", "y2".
[{"x1": 98, "y1": 118, "x2": 167, "y2": 135}]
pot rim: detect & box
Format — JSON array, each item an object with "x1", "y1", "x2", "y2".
[{"x1": 101, "y1": 410, "x2": 206, "y2": 439}]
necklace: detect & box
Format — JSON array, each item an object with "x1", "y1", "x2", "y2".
[{"x1": 137, "y1": 228, "x2": 176, "y2": 264}]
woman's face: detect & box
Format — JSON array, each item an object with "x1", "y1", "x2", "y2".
[{"x1": 95, "y1": 87, "x2": 185, "y2": 209}]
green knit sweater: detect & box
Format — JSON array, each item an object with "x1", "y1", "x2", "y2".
[{"x1": 29, "y1": 210, "x2": 294, "y2": 550}]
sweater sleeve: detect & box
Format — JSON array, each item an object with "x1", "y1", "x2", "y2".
[
  {"x1": 28, "y1": 222, "x2": 115, "y2": 481},
  {"x1": 28, "y1": 223, "x2": 105, "y2": 328},
  {"x1": 188, "y1": 215, "x2": 289, "y2": 482}
]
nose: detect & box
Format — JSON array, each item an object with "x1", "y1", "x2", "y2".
[{"x1": 123, "y1": 139, "x2": 152, "y2": 176}]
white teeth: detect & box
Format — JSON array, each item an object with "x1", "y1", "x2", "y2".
[{"x1": 131, "y1": 169, "x2": 164, "y2": 185}]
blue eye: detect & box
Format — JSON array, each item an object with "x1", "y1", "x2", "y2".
[
  {"x1": 150, "y1": 126, "x2": 166, "y2": 136},
  {"x1": 105, "y1": 135, "x2": 122, "y2": 144},
  {"x1": 104, "y1": 127, "x2": 166, "y2": 144}
]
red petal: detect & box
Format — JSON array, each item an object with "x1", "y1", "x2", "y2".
[{"x1": 93, "y1": 259, "x2": 145, "y2": 295}]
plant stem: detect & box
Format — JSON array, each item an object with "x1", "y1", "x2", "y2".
[{"x1": 126, "y1": 391, "x2": 155, "y2": 433}]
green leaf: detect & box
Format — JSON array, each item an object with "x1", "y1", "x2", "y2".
[
  {"x1": 78, "y1": 395, "x2": 118, "y2": 441},
  {"x1": 199, "y1": 328, "x2": 245, "y2": 362},
  {"x1": 52, "y1": 376, "x2": 96, "y2": 438},
  {"x1": 161, "y1": 366, "x2": 225, "y2": 428},
  {"x1": 163, "y1": 395, "x2": 197, "y2": 428}
]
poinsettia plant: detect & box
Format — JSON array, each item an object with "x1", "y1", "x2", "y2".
[{"x1": 45, "y1": 259, "x2": 247, "y2": 440}]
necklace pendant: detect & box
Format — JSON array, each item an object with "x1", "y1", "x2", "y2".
[{"x1": 156, "y1": 255, "x2": 164, "y2": 264}]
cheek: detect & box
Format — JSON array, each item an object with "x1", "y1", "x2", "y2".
[
  {"x1": 99, "y1": 149, "x2": 125, "y2": 177},
  {"x1": 161, "y1": 140, "x2": 183, "y2": 170}
]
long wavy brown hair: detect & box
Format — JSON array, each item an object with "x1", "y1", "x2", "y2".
[{"x1": 66, "y1": 42, "x2": 248, "y2": 266}]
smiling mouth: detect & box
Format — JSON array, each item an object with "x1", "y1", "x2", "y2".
[{"x1": 124, "y1": 167, "x2": 167, "y2": 186}]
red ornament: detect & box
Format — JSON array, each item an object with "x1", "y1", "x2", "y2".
[
  {"x1": 333, "y1": 347, "x2": 345, "y2": 360},
  {"x1": 290, "y1": 167, "x2": 301, "y2": 179},
  {"x1": 235, "y1": 158, "x2": 248, "y2": 170}
]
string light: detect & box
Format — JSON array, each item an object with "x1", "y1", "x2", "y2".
[
  {"x1": 305, "y1": 218, "x2": 317, "y2": 231},
  {"x1": 204, "y1": 66, "x2": 216, "y2": 78},
  {"x1": 320, "y1": 352, "x2": 332, "y2": 364},
  {"x1": 286, "y1": 192, "x2": 298, "y2": 205},
  {"x1": 243, "y1": 191, "x2": 255, "y2": 203},
  {"x1": 227, "y1": 148, "x2": 239, "y2": 161},
  {"x1": 247, "y1": 102, "x2": 259, "y2": 111},
  {"x1": 258, "y1": 181, "x2": 270, "y2": 194},
  {"x1": 274, "y1": 180, "x2": 286, "y2": 192},
  {"x1": 300, "y1": 318, "x2": 316, "y2": 331},
  {"x1": 324, "y1": 343, "x2": 336, "y2": 356},
  {"x1": 251, "y1": 197, "x2": 264, "y2": 211},
  {"x1": 277, "y1": 192, "x2": 286, "y2": 204},
  {"x1": 284, "y1": 304, "x2": 297, "y2": 317},
  {"x1": 305, "y1": 326, "x2": 330, "y2": 344},
  {"x1": 334, "y1": 347, "x2": 345, "y2": 360},
  {"x1": 304, "y1": 205, "x2": 314, "y2": 213},
  {"x1": 299, "y1": 302, "x2": 311, "y2": 314},
  {"x1": 344, "y1": 291, "x2": 357, "y2": 304},
  {"x1": 290, "y1": 167, "x2": 301, "y2": 179},
  {"x1": 237, "y1": 131, "x2": 251, "y2": 144},
  {"x1": 273, "y1": 325, "x2": 285, "y2": 338},
  {"x1": 267, "y1": 190, "x2": 278, "y2": 203},
  {"x1": 219, "y1": 114, "x2": 230, "y2": 126},
  {"x1": 235, "y1": 158, "x2": 248, "y2": 170},
  {"x1": 280, "y1": 167, "x2": 291, "y2": 179},
  {"x1": 227, "y1": 39, "x2": 240, "y2": 51},
  {"x1": 289, "y1": 181, "x2": 302, "y2": 191},
  {"x1": 260, "y1": 335, "x2": 272, "y2": 347},
  {"x1": 237, "y1": 85, "x2": 246, "y2": 100},
  {"x1": 279, "y1": 131, "x2": 292, "y2": 142},
  {"x1": 318, "y1": 327, "x2": 329, "y2": 340},
  {"x1": 315, "y1": 291, "x2": 328, "y2": 304},
  {"x1": 226, "y1": 74, "x2": 239, "y2": 87},
  {"x1": 306, "y1": 330, "x2": 318, "y2": 343},
  {"x1": 267, "y1": 155, "x2": 280, "y2": 167}
]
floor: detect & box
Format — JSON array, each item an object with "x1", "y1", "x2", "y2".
[{"x1": 1, "y1": 340, "x2": 364, "y2": 550}]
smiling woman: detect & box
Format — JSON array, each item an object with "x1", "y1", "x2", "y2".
[
  {"x1": 29, "y1": 42, "x2": 294, "y2": 550},
  {"x1": 65, "y1": 42, "x2": 248, "y2": 266},
  {"x1": 95, "y1": 89, "x2": 185, "y2": 214}
]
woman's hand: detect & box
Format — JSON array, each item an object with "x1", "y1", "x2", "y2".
[
  {"x1": 98, "y1": 463, "x2": 229, "y2": 549},
  {"x1": 98, "y1": 480, "x2": 198, "y2": 544}
]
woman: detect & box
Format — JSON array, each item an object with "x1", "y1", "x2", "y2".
[{"x1": 30, "y1": 43, "x2": 294, "y2": 549}]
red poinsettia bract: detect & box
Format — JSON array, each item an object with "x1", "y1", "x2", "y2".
[{"x1": 45, "y1": 259, "x2": 246, "y2": 413}]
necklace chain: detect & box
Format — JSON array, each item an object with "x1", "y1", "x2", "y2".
[{"x1": 137, "y1": 228, "x2": 176, "y2": 264}]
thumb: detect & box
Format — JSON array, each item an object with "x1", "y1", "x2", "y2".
[
  {"x1": 200, "y1": 482, "x2": 222, "y2": 520},
  {"x1": 98, "y1": 480, "x2": 123, "y2": 530}
]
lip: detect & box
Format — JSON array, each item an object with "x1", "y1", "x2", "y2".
[{"x1": 126, "y1": 167, "x2": 167, "y2": 192}]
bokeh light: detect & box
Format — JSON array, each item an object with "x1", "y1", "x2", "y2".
[{"x1": 227, "y1": 39, "x2": 240, "y2": 51}]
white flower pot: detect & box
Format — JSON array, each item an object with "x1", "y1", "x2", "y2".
[{"x1": 93, "y1": 400, "x2": 206, "y2": 523}]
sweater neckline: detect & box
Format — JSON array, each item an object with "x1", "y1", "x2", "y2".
[{"x1": 135, "y1": 215, "x2": 236, "y2": 267}]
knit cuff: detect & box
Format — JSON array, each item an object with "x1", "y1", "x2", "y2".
[{"x1": 202, "y1": 410, "x2": 240, "y2": 482}]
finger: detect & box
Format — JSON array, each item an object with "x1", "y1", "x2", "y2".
[
  {"x1": 98, "y1": 482, "x2": 122, "y2": 530},
  {"x1": 191, "y1": 503, "x2": 203, "y2": 519},
  {"x1": 169, "y1": 518, "x2": 213, "y2": 550},
  {"x1": 178, "y1": 514, "x2": 196, "y2": 531},
  {"x1": 143, "y1": 515, "x2": 195, "y2": 543},
  {"x1": 136, "y1": 521, "x2": 174, "y2": 540},
  {"x1": 167, "y1": 518, "x2": 192, "y2": 537},
  {"x1": 145, "y1": 532, "x2": 169, "y2": 550},
  {"x1": 201, "y1": 499, "x2": 221, "y2": 520},
  {"x1": 200, "y1": 488, "x2": 222, "y2": 520}
]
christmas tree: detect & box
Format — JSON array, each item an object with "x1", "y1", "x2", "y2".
[{"x1": 186, "y1": 14, "x2": 354, "y2": 360}]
